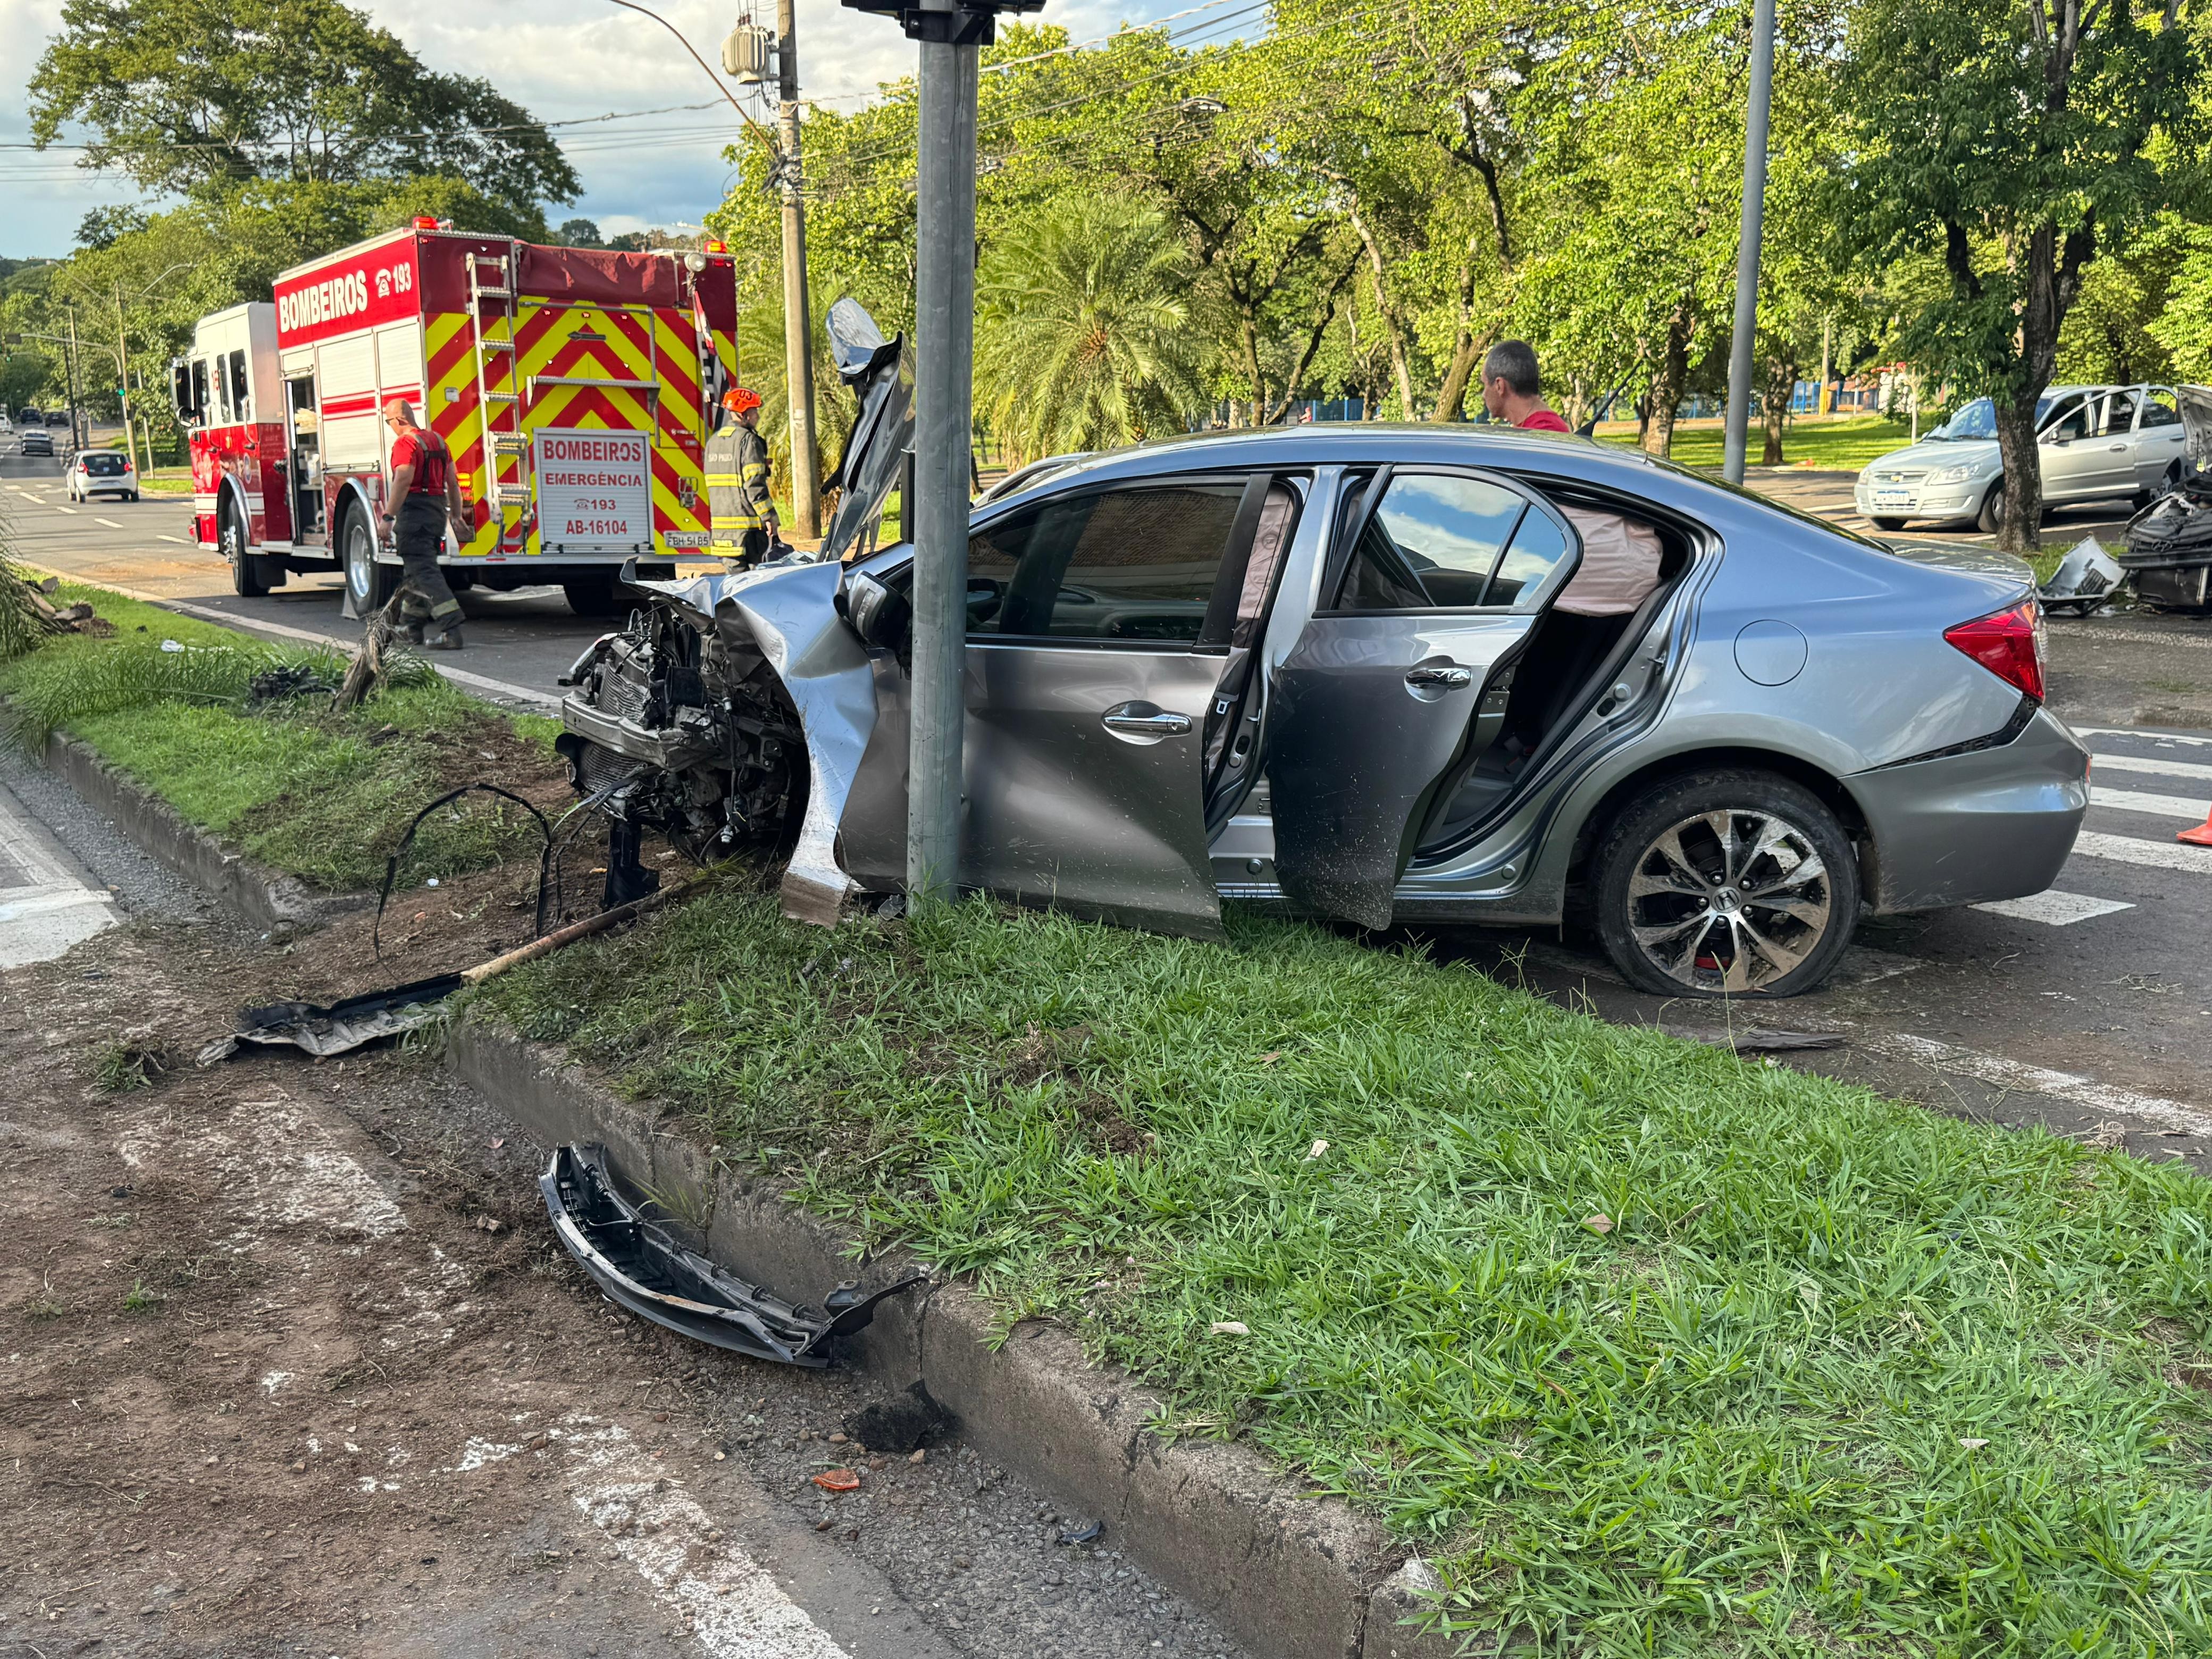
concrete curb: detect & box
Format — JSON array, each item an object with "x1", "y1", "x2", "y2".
[
  {"x1": 445, "y1": 1018, "x2": 1455, "y2": 1659},
  {"x1": 38, "y1": 730, "x2": 371, "y2": 935}
]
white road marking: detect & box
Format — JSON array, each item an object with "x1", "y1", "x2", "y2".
[
  {"x1": 157, "y1": 533, "x2": 189, "y2": 544},
  {"x1": 2088, "y1": 751, "x2": 2212, "y2": 783},
  {"x1": 0, "y1": 781, "x2": 122, "y2": 967},
  {"x1": 2071, "y1": 830, "x2": 2212, "y2": 876},
  {"x1": 1971, "y1": 890, "x2": 2135, "y2": 926},
  {"x1": 52, "y1": 504, "x2": 76, "y2": 514},
  {"x1": 2075, "y1": 726, "x2": 2212, "y2": 749},
  {"x1": 93, "y1": 516, "x2": 123, "y2": 528},
  {"x1": 556, "y1": 1417, "x2": 854, "y2": 1658},
  {"x1": 1867, "y1": 1032, "x2": 2212, "y2": 1139},
  {"x1": 2091, "y1": 785, "x2": 2210, "y2": 820}
]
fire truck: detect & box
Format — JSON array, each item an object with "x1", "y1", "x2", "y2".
[{"x1": 172, "y1": 217, "x2": 739, "y2": 616}]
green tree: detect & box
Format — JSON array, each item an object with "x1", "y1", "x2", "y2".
[
  {"x1": 974, "y1": 194, "x2": 1205, "y2": 459},
  {"x1": 28, "y1": 0, "x2": 576, "y2": 216},
  {"x1": 1835, "y1": 0, "x2": 2203, "y2": 549}
]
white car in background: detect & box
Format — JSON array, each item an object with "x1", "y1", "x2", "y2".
[
  {"x1": 1855, "y1": 384, "x2": 2194, "y2": 534},
  {"x1": 67, "y1": 449, "x2": 138, "y2": 501}
]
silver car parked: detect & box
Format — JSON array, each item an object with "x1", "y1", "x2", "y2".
[
  {"x1": 1856, "y1": 384, "x2": 2196, "y2": 534},
  {"x1": 562, "y1": 425, "x2": 2088, "y2": 998}
]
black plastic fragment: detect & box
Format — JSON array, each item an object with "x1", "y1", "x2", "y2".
[
  {"x1": 843, "y1": 1380, "x2": 951, "y2": 1454},
  {"x1": 539, "y1": 1143, "x2": 924, "y2": 1367}
]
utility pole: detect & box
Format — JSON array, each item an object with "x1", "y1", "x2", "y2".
[
  {"x1": 64, "y1": 305, "x2": 85, "y2": 454},
  {"x1": 776, "y1": 0, "x2": 822, "y2": 540},
  {"x1": 112, "y1": 286, "x2": 142, "y2": 477},
  {"x1": 844, "y1": 0, "x2": 1038, "y2": 904},
  {"x1": 1721, "y1": 0, "x2": 1777, "y2": 487}
]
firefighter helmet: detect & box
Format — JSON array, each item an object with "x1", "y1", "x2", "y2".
[{"x1": 722, "y1": 387, "x2": 763, "y2": 417}]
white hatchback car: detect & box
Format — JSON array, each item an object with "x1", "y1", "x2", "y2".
[
  {"x1": 68, "y1": 449, "x2": 138, "y2": 502},
  {"x1": 1855, "y1": 384, "x2": 2196, "y2": 534}
]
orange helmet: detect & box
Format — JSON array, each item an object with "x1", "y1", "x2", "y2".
[{"x1": 722, "y1": 387, "x2": 763, "y2": 417}]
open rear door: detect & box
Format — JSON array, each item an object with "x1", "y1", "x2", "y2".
[{"x1": 1267, "y1": 469, "x2": 1579, "y2": 928}]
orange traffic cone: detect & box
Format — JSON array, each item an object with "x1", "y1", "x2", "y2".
[{"x1": 2181, "y1": 801, "x2": 2212, "y2": 847}]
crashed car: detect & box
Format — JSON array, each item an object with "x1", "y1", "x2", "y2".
[
  {"x1": 557, "y1": 317, "x2": 2088, "y2": 998},
  {"x1": 2118, "y1": 384, "x2": 2212, "y2": 610}
]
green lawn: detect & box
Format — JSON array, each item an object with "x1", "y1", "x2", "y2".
[
  {"x1": 1, "y1": 579, "x2": 565, "y2": 891},
  {"x1": 485, "y1": 886, "x2": 2212, "y2": 1656},
  {"x1": 1600, "y1": 415, "x2": 1914, "y2": 473}
]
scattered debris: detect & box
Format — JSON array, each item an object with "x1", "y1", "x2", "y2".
[
  {"x1": 1958, "y1": 1438, "x2": 1989, "y2": 1451},
  {"x1": 1661, "y1": 1026, "x2": 1845, "y2": 1053},
  {"x1": 1208, "y1": 1320, "x2": 1250, "y2": 1337},
  {"x1": 810, "y1": 1468, "x2": 861, "y2": 1493},
  {"x1": 196, "y1": 974, "x2": 462, "y2": 1065},
  {"x1": 842, "y1": 1380, "x2": 950, "y2": 1455},
  {"x1": 246, "y1": 661, "x2": 338, "y2": 705},
  {"x1": 1054, "y1": 1519, "x2": 1102, "y2": 1546},
  {"x1": 539, "y1": 1143, "x2": 924, "y2": 1365},
  {"x1": 2038, "y1": 537, "x2": 2126, "y2": 615},
  {"x1": 1582, "y1": 1214, "x2": 1615, "y2": 1235},
  {"x1": 1305, "y1": 1138, "x2": 1329, "y2": 1160}
]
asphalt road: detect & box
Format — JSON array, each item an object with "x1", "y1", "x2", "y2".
[{"x1": 8, "y1": 447, "x2": 2212, "y2": 1170}]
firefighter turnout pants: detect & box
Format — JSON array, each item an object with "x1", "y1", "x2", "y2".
[
  {"x1": 392, "y1": 498, "x2": 463, "y2": 638},
  {"x1": 706, "y1": 421, "x2": 775, "y2": 566}
]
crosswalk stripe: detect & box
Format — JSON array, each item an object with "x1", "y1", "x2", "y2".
[
  {"x1": 1972, "y1": 890, "x2": 2134, "y2": 926},
  {"x1": 1867, "y1": 1032, "x2": 2212, "y2": 1139},
  {"x1": 2075, "y1": 726, "x2": 2212, "y2": 749},
  {"x1": 2089, "y1": 751, "x2": 2212, "y2": 783},
  {"x1": 2091, "y1": 785, "x2": 2211, "y2": 819},
  {"x1": 2072, "y1": 830, "x2": 2212, "y2": 875}
]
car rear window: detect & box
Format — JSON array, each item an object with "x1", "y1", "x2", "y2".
[
  {"x1": 82, "y1": 453, "x2": 127, "y2": 476},
  {"x1": 967, "y1": 483, "x2": 1244, "y2": 642}
]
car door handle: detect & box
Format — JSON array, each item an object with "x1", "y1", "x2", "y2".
[
  {"x1": 2109, "y1": 443, "x2": 2129, "y2": 451},
  {"x1": 1101, "y1": 702, "x2": 1192, "y2": 743},
  {"x1": 1404, "y1": 664, "x2": 1473, "y2": 691}
]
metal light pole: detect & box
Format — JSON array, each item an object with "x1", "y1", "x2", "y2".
[
  {"x1": 844, "y1": 0, "x2": 1038, "y2": 906},
  {"x1": 1722, "y1": 0, "x2": 1777, "y2": 486},
  {"x1": 777, "y1": 0, "x2": 823, "y2": 539}
]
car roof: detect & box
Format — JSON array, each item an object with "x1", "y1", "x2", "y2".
[{"x1": 987, "y1": 423, "x2": 1682, "y2": 500}]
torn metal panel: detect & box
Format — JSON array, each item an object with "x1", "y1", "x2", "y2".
[
  {"x1": 196, "y1": 973, "x2": 463, "y2": 1065},
  {"x1": 539, "y1": 1144, "x2": 922, "y2": 1365}
]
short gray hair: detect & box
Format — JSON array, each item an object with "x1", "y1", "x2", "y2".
[{"x1": 1482, "y1": 340, "x2": 1543, "y2": 399}]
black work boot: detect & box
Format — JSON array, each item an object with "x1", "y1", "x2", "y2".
[{"x1": 422, "y1": 624, "x2": 465, "y2": 651}]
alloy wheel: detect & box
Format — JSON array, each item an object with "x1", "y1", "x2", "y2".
[{"x1": 1623, "y1": 808, "x2": 1834, "y2": 993}]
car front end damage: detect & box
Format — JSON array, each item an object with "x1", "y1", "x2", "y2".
[
  {"x1": 554, "y1": 560, "x2": 878, "y2": 919},
  {"x1": 2119, "y1": 387, "x2": 2212, "y2": 610}
]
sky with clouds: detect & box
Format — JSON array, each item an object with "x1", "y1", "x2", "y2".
[{"x1": 0, "y1": 0, "x2": 1231, "y2": 258}]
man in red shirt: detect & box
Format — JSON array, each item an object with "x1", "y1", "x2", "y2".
[
  {"x1": 1480, "y1": 340, "x2": 1571, "y2": 433},
  {"x1": 378, "y1": 398, "x2": 468, "y2": 650}
]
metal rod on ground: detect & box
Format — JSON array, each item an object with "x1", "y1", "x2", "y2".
[
  {"x1": 906, "y1": 24, "x2": 981, "y2": 907},
  {"x1": 777, "y1": 0, "x2": 823, "y2": 541},
  {"x1": 1722, "y1": 0, "x2": 1777, "y2": 487}
]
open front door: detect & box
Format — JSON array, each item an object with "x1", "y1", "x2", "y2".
[
  {"x1": 841, "y1": 475, "x2": 1280, "y2": 937},
  {"x1": 1267, "y1": 470, "x2": 1579, "y2": 929}
]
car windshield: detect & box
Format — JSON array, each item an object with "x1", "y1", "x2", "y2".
[{"x1": 1926, "y1": 394, "x2": 2071, "y2": 441}]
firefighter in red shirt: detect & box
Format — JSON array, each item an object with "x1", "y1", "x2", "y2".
[
  {"x1": 1479, "y1": 340, "x2": 1571, "y2": 433},
  {"x1": 377, "y1": 398, "x2": 468, "y2": 650}
]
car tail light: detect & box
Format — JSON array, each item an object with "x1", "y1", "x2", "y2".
[{"x1": 1944, "y1": 598, "x2": 2045, "y2": 702}]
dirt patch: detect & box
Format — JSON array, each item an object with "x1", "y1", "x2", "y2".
[{"x1": 0, "y1": 907, "x2": 1254, "y2": 1659}]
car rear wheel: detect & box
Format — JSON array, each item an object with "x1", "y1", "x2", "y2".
[
  {"x1": 1592, "y1": 770, "x2": 1860, "y2": 998},
  {"x1": 343, "y1": 509, "x2": 396, "y2": 614}
]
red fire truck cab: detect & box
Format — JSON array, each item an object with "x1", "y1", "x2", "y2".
[{"x1": 172, "y1": 221, "x2": 739, "y2": 616}]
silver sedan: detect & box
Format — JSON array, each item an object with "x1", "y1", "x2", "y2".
[{"x1": 561, "y1": 425, "x2": 2089, "y2": 998}]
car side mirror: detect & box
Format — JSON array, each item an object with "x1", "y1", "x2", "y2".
[{"x1": 839, "y1": 568, "x2": 910, "y2": 651}]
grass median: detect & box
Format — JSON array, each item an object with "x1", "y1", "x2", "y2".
[
  {"x1": 0, "y1": 577, "x2": 566, "y2": 893},
  {"x1": 484, "y1": 883, "x2": 2212, "y2": 1655}
]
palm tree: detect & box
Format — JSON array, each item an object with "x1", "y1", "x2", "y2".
[{"x1": 975, "y1": 195, "x2": 1205, "y2": 462}]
